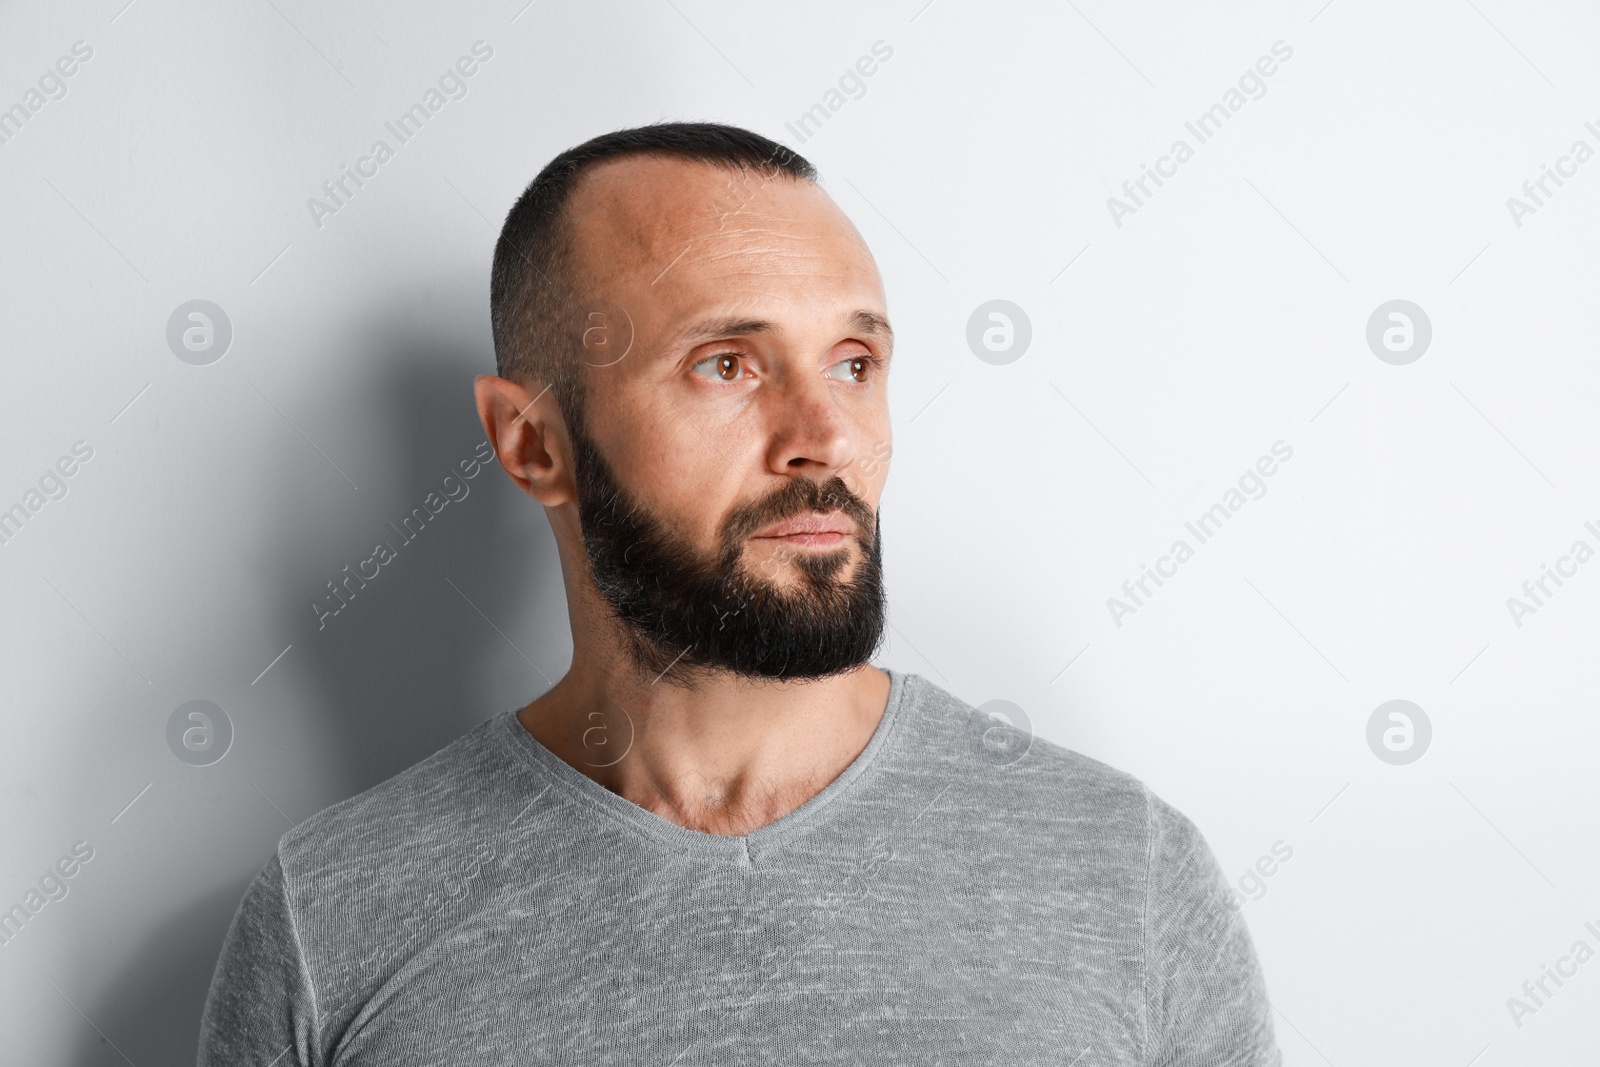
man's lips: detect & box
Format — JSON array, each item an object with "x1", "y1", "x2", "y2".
[{"x1": 749, "y1": 511, "x2": 855, "y2": 547}]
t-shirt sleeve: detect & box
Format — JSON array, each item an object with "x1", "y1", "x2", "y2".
[
  {"x1": 197, "y1": 851, "x2": 320, "y2": 1067},
  {"x1": 1142, "y1": 786, "x2": 1281, "y2": 1066}
]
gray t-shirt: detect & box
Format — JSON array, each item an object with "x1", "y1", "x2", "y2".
[{"x1": 198, "y1": 669, "x2": 1281, "y2": 1065}]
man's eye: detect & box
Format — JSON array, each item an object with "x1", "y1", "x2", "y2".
[
  {"x1": 693, "y1": 353, "x2": 744, "y2": 381},
  {"x1": 826, "y1": 356, "x2": 873, "y2": 383}
]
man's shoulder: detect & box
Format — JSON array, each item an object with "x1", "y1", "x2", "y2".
[
  {"x1": 250, "y1": 711, "x2": 546, "y2": 1025},
  {"x1": 886, "y1": 673, "x2": 1187, "y2": 942},
  {"x1": 273, "y1": 711, "x2": 528, "y2": 881},
  {"x1": 898, "y1": 673, "x2": 1236, "y2": 912},
  {"x1": 897, "y1": 672, "x2": 1155, "y2": 839}
]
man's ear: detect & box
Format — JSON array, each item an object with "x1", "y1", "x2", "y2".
[{"x1": 473, "y1": 375, "x2": 575, "y2": 507}]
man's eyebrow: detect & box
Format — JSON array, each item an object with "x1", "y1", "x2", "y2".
[
  {"x1": 849, "y1": 310, "x2": 893, "y2": 343},
  {"x1": 677, "y1": 310, "x2": 893, "y2": 346},
  {"x1": 679, "y1": 317, "x2": 776, "y2": 344}
]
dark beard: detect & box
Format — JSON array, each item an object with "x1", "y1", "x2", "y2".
[{"x1": 568, "y1": 424, "x2": 886, "y2": 683}]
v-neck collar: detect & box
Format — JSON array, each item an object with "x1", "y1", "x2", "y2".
[{"x1": 496, "y1": 669, "x2": 913, "y2": 865}]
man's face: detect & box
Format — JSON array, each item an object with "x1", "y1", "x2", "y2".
[{"x1": 561, "y1": 156, "x2": 893, "y2": 681}]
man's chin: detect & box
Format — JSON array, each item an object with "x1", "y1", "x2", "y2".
[{"x1": 741, "y1": 539, "x2": 857, "y2": 584}]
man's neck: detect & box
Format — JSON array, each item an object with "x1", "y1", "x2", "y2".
[{"x1": 516, "y1": 657, "x2": 892, "y2": 837}]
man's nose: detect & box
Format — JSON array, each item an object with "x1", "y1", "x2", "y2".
[{"x1": 764, "y1": 365, "x2": 858, "y2": 477}]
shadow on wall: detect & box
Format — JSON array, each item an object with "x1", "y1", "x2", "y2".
[
  {"x1": 83, "y1": 880, "x2": 253, "y2": 1067},
  {"x1": 280, "y1": 307, "x2": 566, "y2": 788},
  {"x1": 67, "y1": 281, "x2": 567, "y2": 1066}
]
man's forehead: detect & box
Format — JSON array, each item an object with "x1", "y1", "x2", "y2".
[
  {"x1": 565, "y1": 155, "x2": 876, "y2": 284},
  {"x1": 570, "y1": 154, "x2": 789, "y2": 224}
]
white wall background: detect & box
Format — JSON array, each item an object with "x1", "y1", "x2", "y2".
[{"x1": 3, "y1": 0, "x2": 1598, "y2": 1062}]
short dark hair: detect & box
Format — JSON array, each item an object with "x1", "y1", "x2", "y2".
[{"x1": 489, "y1": 122, "x2": 817, "y2": 428}]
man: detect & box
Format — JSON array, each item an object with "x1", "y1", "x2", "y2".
[{"x1": 199, "y1": 122, "x2": 1281, "y2": 1064}]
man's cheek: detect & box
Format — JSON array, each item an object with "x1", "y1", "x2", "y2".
[{"x1": 860, "y1": 438, "x2": 892, "y2": 480}]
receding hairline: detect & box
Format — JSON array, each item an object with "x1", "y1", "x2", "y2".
[
  {"x1": 570, "y1": 147, "x2": 816, "y2": 187},
  {"x1": 552, "y1": 152, "x2": 851, "y2": 300},
  {"x1": 557, "y1": 150, "x2": 823, "y2": 244}
]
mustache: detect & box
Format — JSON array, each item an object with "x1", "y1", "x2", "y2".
[{"x1": 719, "y1": 475, "x2": 876, "y2": 550}]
